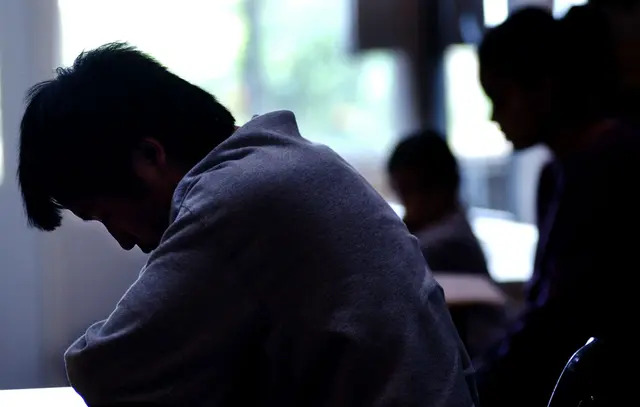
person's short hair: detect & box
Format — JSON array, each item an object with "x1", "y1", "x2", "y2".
[
  {"x1": 479, "y1": 5, "x2": 618, "y2": 126},
  {"x1": 19, "y1": 42, "x2": 236, "y2": 231},
  {"x1": 387, "y1": 130, "x2": 460, "y2": 194},
  {"x1": 590, "y1": 0, "x2": 640, "y2": 9},
  {"x1": 479, "y1": 7, "x2": 557, "y2": 90}
]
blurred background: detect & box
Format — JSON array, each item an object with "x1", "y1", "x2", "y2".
[{"x1": 0, "y1": 0, "x2": 591, "y2": 389}]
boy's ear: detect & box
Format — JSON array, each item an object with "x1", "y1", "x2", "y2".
[{"x1": 131, "y1": 138, "x2": 167, "y2": 181}]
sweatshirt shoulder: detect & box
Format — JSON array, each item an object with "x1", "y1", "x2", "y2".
[{"x1": 172, "y1": 112, "x2": 350, "y2": 220}]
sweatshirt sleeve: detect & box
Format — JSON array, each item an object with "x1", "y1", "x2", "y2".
[{"x1": 64, "y1": 201, "x2": 263, "y2": 406}]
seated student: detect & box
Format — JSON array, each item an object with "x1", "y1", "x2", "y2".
[
  {"x1": 17, "y1": 43, "x2": 477, "y2": 406},
  {"x1": 388, "y1": 131, "x2": 504, "y2": 359},
  {"x1": 388, "y1": 130, "x2": 489, "y2": 275},
  {"x1": 476, "y1": 6, "x2": 640, "y2": 407}
]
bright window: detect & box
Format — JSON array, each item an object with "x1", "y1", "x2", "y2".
[
  {"x1": 445, "y1": 45, "x2": 510, "y2": 160},
  {"x1": 484, "y1": 0, "x2": 509, "y2": 27},
  {"x1": 553, "y1": 0, "x2": 588, "y2": 17},
  {"x1": 486, "y1": 0, "x2": 589, "y2": 27},
  {"x1": 58, "y1": 0, "x2": 400, "y2": 193}
]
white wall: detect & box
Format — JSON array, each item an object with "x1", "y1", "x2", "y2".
[{"x1": 0, "y1": 0, "x2": 147, "y2": 389}]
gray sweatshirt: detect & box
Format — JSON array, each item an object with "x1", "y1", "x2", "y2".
[{"x1": 65, "y1": 111, "x2": 477, "y2": 406}]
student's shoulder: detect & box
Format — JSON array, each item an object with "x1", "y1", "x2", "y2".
[
  {"x1": 174, "y1": 148, "x2": 321, "y2": 224},
  {"x1": 172, "y1": 111, "x2": 361, "y2": 226}
]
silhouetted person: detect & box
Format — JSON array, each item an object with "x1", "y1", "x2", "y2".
[
  {"x1": 388, "y1": 130, "x2": 489, "y2": 275},
  {"x1": 388, "y1": 131, "x2": 505, "y2": 359},
  {"x1": 18, "y1": 43, "x2": 477, "y2": 406},
  {"x1": 476, "y1": 6, "x2": 640, "y2": 407}
]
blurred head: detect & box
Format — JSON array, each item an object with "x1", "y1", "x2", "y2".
[
  {"x1": 479, "y1": 7, "x2": 557, "y2": 150},
  {"x1": 388, "y1": 130, "x2": 460, "y2": 232},
  {"x1": 19, "y1": 43, "x2": 236, "y2": 253},
  {"x1": 479, "y1": 6, "x2": 617, "y2": 151}
]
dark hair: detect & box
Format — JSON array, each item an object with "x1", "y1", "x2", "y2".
[
  {"x1": 555, "y1": 5, "x2": 619, "y2": 120},
  {"x1": 479, "y1": 7, "x2": 557, "y2": 89},
  {"x1": 590, "y1": 0, "x2": 640, "y2": 9},
  {"x1": 387, "y1": 130, "x2": 460, "y2": 194},
  {"x1": 479, "y1": 6, "x2": 619, "y2": 126},
  {"x1": 19, "y1": 42, "x2": 236, "y2": 231}
]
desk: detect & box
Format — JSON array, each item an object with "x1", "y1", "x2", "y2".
[
  {"x1": 433, "y1": 272, "x2": 508, "y2": 358},
  {"x1": 0, "y1": 387, "x2": 85, "y2": 406},
  {"x1": 433, "y1": 272, "x2": 507, "y2": 306}
]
